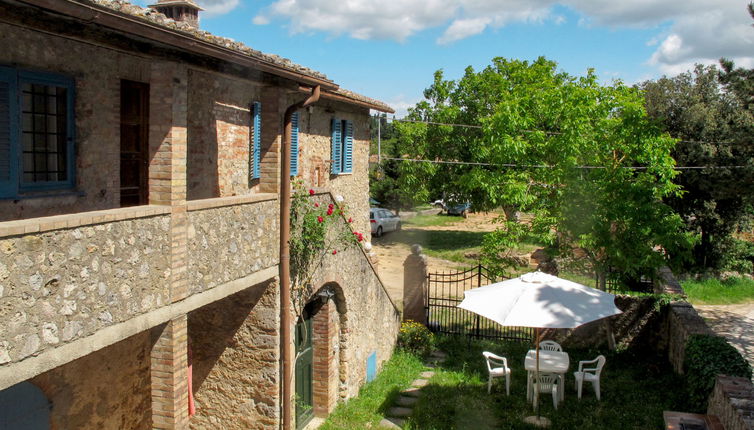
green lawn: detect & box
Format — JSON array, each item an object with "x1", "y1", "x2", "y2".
[
  {"x1": 404, "y1": 214, "x2": 466, "y2": 228},
  {"x1": 319, "y1": 350, "x2": 426, "y2": 430},
  {"x1": 681, "y1": 277, "x2": 754, "y2": 305},
  {"x1": 406, "y1": 336, "x2": 692, "y2": 429},
  {"x1": 323, "y1": 336, "x2": 692, "y2": 430}
]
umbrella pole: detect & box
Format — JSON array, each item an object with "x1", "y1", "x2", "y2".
[
  {"x1": 535, "y1": 327, "x2": 540, "y2": 419},
  {"x1": 523, "y1": 328, "x2": 550, "y2": 427}
]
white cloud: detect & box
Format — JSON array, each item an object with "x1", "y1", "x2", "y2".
[
  {"x1": 438, "y1": 17, "x2": 492, "y2": 45},
  {"x1": 250, "y1": 0, "x2": 754, "y2": 77},
  {"x1": 196, "y1": 0, "x2": 240, "y2": 16}
]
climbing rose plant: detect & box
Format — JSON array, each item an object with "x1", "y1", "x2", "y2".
[{"x1": 289, "y1": 180, "x2": 363, "y2": 316}]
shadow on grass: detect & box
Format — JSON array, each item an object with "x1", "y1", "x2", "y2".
[{"x1": 405, "y1": 335, "x2": 693, "y2": 430}]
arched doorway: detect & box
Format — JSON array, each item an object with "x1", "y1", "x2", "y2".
[
  {"x1": 295, "y1": 301, "x2": 316, "y2": 429},
  {"x1": 0, "y1": 381, "x2": 50, "y2": 429}
]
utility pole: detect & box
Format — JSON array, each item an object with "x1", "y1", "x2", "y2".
[{"x1": 377, "y1": 114, "x2": 381, "y2": 164}]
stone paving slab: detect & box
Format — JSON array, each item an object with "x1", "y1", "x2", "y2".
[
  {"x1": 395, "y1": 395, "x2": 418, "y2": 407},
  {"x1": 411, "y1": 378, "x2": 429, "y2": 388},
  {"x1": 379, "y1": 418, "x2": 403, "y2": 429},
  {"x1": 387, "y1": 407, "x2": 413, "y2": 418},
  {"x1": 420, "y1": 370, "x2": 435, "y2": 378},
  {"x1": 402, "y1": 387, "x2": 423, "y2": 397}
]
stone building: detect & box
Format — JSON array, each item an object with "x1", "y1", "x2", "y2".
[{"x1": 0, "y1": 0, "x2": 399, "y2": 428}]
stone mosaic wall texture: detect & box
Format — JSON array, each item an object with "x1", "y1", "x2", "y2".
[
  {"x1": 187, "y1": 199, "x2": 279, "y2": 294},
  {"x1": 188, "y1": 281, "x2": 279, "y2": 429},
  {"x1": 0, "y1": 215, "x2": 171, "y2": 365},
  {"x1": 31, "y1": 331, "x2": 153, "y2": 430}
]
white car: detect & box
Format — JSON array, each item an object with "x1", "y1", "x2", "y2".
[{"x1": 370, "y1": 208, "x2": 401, "y2": 237}]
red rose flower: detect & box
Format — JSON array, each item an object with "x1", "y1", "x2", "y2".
[
  {"x1": 317, "y1": 216, "x2": 323, "y2": 223},
  {"x1": 348, "y1": 217, "x2": 353, "y2": 223},
  {"x1": 309, "y1": 189, "x2": 315, "y2": 195},
  {"x1": 314, "y1": 203, "x2": 319, "y2": 207},
  {"x1": 332, "y1": 250, "x2": 337, "y2": 255},
  {"x1": 327, "y1": 208, "x2": 333, "y2": 215}
]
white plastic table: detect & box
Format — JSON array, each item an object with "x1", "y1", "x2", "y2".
[{"x1": 524, "y1": 349, "x2": 570, "y2": 401}]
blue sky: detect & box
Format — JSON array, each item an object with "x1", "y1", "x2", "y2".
[{"x1": 138, "y1": 1, "x2": 754, "y2": 116}]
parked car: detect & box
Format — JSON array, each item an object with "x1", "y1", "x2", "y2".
[
  {"x1": 432, "y1": 198, "x2": 471, "y2": 217},
  {"x1": 370, "y1": 208, "x2": 401, "y2": 237},
  {"x1": 447, "y1": 202, "x2": 471, "y2": 217}
]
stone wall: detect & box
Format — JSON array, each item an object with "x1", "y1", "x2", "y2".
[
  {"x1": 0, "y1": 21, "x2": 171, "y2": 220},
  {"x1": 187, "y1": 69, "x2": 263, "y2": 200},
  {"x1": 296, "y1": 101, "x2": 372, "y2": 238},
  {"x1": 30, "y1": 330, "x2": 152, "y2": 430},
  {"x1": 307, "y1": 194, "x2": 401, "y2": 400},
  {"x1": 708, "y1": 376, "x2": 754, "y2": 430},
  {"x1": 188, "y1": 280, "x2": 279, "y2": 430},
  {"x1": 186, "y1": 197, "x2": 279, "y2": 295},
  {"x1": 663, "y1": 301, "x2": 716, "y2": 374},
  {"x1": 0, "y1": 212, "x2": 171, "y2": 366}
]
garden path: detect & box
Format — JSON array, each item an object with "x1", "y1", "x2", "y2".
[
  {"x1": 696, "y1": 303, "x2": 754, "y2": 377},
  {"x1": 372, "y1": 212, "x2": 500, "y2": 309}
]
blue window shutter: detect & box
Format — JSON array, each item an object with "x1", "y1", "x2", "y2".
[
  {"x1": 331, "y1": 118, "x2": 341, "y2": 174},
  {"x1": 343, "y1": 120, "x2": 353, "y2": 173},
  {"x1": 251, "y1": 101, "x2": 261, "y2": 180},
  {"x1": 290, "y1": 111, "x2": 299, "y2": 176},
  {"x1": 0, "y1": 67, "x2": 18, "y2": 197}
]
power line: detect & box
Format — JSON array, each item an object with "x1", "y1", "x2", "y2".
[
  {"x1": 381, "y1": 157, "x2": 751, "y2": 171},
  {"x1": 384, "y1": 116, "x2": 738, "y2": 145}
]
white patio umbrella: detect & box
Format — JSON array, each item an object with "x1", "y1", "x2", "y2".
[{"x1": 457, "y1": 271, "x2": 622, "y2": 426}]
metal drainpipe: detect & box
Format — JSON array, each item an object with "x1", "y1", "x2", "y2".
[{"x1": 280, "y1": 85, "x2": 320, "y2": 430}]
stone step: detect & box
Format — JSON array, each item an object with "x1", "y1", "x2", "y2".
[
  {"x1": 419, "y1": 371, "x2": 435, "y2": 378},
  {"x1": 395, "y1": 395, "x2": 418, "y2": 407},
  {"x1": 430, "y1": 350, "x2": 448, "y2": 359},
  {"x1": 379, "y1": 418, "x2": 403, "y2": 429},
  {"x1": 387, "y1": 407, "x2": 413, "y2": 418},
  {"x1": 402, "y1": 387, "x2": 423, "y2": 397},
  {"x1": 411, "y1": 378, "x2": 429, "y2": 388}
]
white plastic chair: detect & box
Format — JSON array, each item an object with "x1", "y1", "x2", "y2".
[
  {"x1": 574, "y1": 355, "x2": 606, "y2": 400},
  {"x1": 539, "y1": 340, "x2": 562, "y2": 352},
  {"x1": 530, "y1": 372, "x2": 560, "y2": 409},
  {"x1": 482, "y1": 351, "x2": 511, "y2": 395}
]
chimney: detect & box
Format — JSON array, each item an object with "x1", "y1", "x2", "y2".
[{"x1": 148, "y1": 0, "x2": 203, "y2": 29}]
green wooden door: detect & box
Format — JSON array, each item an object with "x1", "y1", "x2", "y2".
[{"x1": 295, "y1": 314, "x2": 313, "y2": 429}]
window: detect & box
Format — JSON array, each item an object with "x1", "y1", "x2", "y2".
[
  {"x1": 330, "y1": 118, "x2": 353, "y2": 174},
  {"x1": 250, "y1": 101, "x2": 261, "y2": 180},
  {"x1": 0, "y1": 66, "x2": 75, "y2": 197}
]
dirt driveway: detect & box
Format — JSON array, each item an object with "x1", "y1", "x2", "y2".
[
  {"x1": 371, "y1": 211, "x2": 501, "y2": 308},
  {"x1": 695, "y1": 303, "x2": 754, "y2": 376}
]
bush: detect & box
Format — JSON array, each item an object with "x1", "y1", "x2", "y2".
[
  {"x1": 722, "y1": 238, "x2": 754, "y2": 274},
  {"x1": 683, "y1": 334, "x2": 752, "y2": 410},
  {"x1": 397, "y1": 320, "x2": 434, "y2": 358}
]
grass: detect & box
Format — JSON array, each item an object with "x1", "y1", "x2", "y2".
[
  {"x1": 681, "y1": 277, "x2": 754, "y2": 305},
  {"x1": 406, "y1": 336, "x2": 692, "y2": 430},
  {"x1": 404, "y1": 214, "x2": 466, "y2": 228},
  {"x1": 319, "y1": 350, "x2": 425, "y2": 430}
]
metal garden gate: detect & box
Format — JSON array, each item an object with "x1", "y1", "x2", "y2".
[{"x1": 425, "y1": 265, "x2": 533, "y2": 342}]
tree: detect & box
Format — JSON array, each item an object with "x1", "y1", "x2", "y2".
[
  {"x1": 369, "y1": 114, "x2": 431, "y2": 212},
  {"x1": 641, "y1": 65, "x2": 754, "y2": 272},
  {"x1": 396, "y1": 57, "x2": 694, "y2": 288}
]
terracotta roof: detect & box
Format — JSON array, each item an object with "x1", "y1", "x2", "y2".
[{"x1": 73, "y1": 0, "x2": 393, "y2": 111}]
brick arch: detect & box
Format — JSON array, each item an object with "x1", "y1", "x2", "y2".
[{"x1": 306, "y1": 282, "x2": 349, "y2": 417}]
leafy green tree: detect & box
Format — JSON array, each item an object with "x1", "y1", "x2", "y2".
[
  {"x1": 396, "y1": 57, "x2": 695, "y2": 288},
  {"x1": 642, "y1": 65, "x2": 754, "y2": 272}
]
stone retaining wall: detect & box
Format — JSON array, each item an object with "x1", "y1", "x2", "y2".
[{"x1": 708, "y1": 375, "x2": 754, "y2": 430}]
